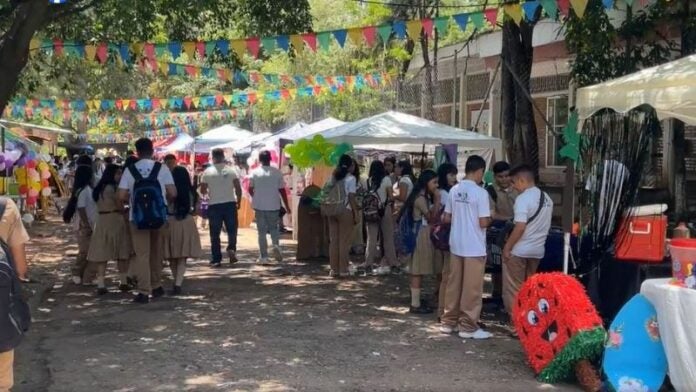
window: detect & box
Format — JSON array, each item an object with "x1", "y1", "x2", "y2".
[{"x1": 546, "y1": 95, "x2": 569, "y2": 167}]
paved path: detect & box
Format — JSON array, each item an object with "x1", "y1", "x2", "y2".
[{"x1": 14, "y1": 219, "x2": 579, "y2": 391}]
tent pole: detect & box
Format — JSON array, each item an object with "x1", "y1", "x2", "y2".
[{"x1": 420, "y1": 143, "x2": 426, "y2": 171}]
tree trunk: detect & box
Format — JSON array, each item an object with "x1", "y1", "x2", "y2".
[
  {"x1": 500, "y1": 18, "x2": 539, "y2": 171},
  {"x1": 0, "y1": 1, "x2": 52, "y2": 117}
]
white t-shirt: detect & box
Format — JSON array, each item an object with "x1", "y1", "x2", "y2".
[
  {"x1": 75, "y1": 185, "x2": 97, "y2": 229},
  {"x1": 201, "y1": 163, "x2": 239, "y2": 206},
  {"x1": 398, "y1": 176, "x2": 414, "y2": 197},
  {"x1": 439, "y1": 189, "x2": 449, "y2": 211},
  {"x1": 118, "y1": 159, "x2": 174, "y2": 220},
  {"x1": 250, "y1": 165, "x2": 284, "y2": 211},
  {"x1": 445, "y1": 180, "x2": 490, "y2": 257},
  {"x1": 344, "y1": 174, "x2": 357, "y2": 211},
  {"x1": 371, "y1": 176, "x2": 393, "y2": 204},
  {"x1": 512, "y1": 187, "x2": 553, "y2": 259}
]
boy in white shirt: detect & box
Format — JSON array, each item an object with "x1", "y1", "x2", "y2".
[
  {"x1": 441, "y1": 156, "x2": 493, "y2": 339},
  {"x1": 502, "y1": 165, "x2": 553, "y2": 322}
]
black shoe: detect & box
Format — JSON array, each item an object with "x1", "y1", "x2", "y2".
[
  {"x1": 210, "y1": 262, "x2": 222, "y2": 268},
  {"x1": 409, "y1": 305, "x2": 434, "y2": 314},
  {"x1": 133, "y1": 293, "x2": 149, "y2": 304},
  {"x1": 152, "y1": 287, "x2": 165, "y2": 298},
  {"x1": 118, "y1": 283, "x2": 132, "y2": 292},
  {"x1": 391, "y1": 266, "x2": 402, "y2": 275},
  {"x1": 96, "y1": 287, "x2": 108, "y2": 296},
  {"x1": 172, "y1": 286, "x2": 182, "y2": 295},
  {"x1": 127, "y1": 276, "x2": 137, "y2": 287}
]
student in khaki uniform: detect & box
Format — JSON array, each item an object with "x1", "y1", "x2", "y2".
[
  {"x1": 326, "y1": 154, "x2": 358, "y2": 278},
  {"x1": 0, "y1": 198, "x2": 30, "y2": 392},
  {"x1": 71, "y1": 165, "x2": 97, "y2": 285}
]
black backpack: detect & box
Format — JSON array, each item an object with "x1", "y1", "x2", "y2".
[
  {"x1": 362, "y1": 179, "x2": 384, "y2": 223},
  {"x1": 0, "y1": 198, "x2": 31, "y2": 353},
  {"x1": 130, "y1": 163, "x2": 168, "y2": 230}
]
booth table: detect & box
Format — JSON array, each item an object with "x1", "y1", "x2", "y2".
[{"x1": 640, "y1": 278, "x2": 696, "y2": 392}]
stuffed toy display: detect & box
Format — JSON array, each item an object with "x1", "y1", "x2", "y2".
[{"x1": 513, "y1": 273, "x2": 606, "y2": 390}]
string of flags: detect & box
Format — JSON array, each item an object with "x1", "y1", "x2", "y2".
[
  {"x1": 9, "y1": 72, "x2": 391, "y2": 115},
  {"x1": 32, "y1": 0, "x2": 602, "y2": 65},
  {"x1": 68, "y1": 126, "x2": 191, "y2": 144}
]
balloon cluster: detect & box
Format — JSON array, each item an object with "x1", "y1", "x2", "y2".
[
  {"x1": 13, "y1": 151, "x2": 52, "y2": 206},
  {"x1": 283, "y1": 135, "x2": 353, "y2": 169}
]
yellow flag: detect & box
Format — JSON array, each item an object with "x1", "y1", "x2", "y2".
[
  {"x1": 130, "y1": 42, "x2": 144, "y2": 57},
  {"x1": 85, "y1": 45, "x2": 97, "y2": 61},
  {"x1": 160, "y1": 99, "x2": 169, "y2": 109},
  {"x1": 347, "y1": 28, "x2": 363, "y2": 46},
  {"x1": 570, "y1": 0, "x2": 588, "y2": 18},
  {"x1": 122, "y1": 100, "x2": 130, "y2": 111},
  {"x1": 223, "y1": 95, "x2": 233, "y2": 105},
  {"x1": 290, "y1": 35, "x2": 304, "y2": 55},
  {"x1": 182, "y1": 41, "x2": 196, "y2": 59},
  {"x1": 288, "y1": 89, "x2": 298, "y2": 99},
  {"x1": 191, "y1": 97, "x2": 201, "y2": 108},
  {"x1": 231, "y1": 40, "x2": 246, "y2": 58},
  {"x1": 29, "y1": 39, "x2": 40, "y2": 58},
  {"x1": 89, "y1": 100, "x2": 99, "y2": 110},
  {"x1": 504, "y1": 4, "x2": 523, "y2": 25},
  {"x1": 406, "y1": 20, "x2": 422, "y2": 39}
]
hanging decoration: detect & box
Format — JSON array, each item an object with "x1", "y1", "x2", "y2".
[
  {"x1": 558, "y1": 111, "x2": 580, "y2": 162},
  {"x1": 30, "y1": 0, "x2": 601, "y2": 64},
  {"x1": 13, "y1": 153, "x2": 53, "y2": 206},
  {"x1": 69, "y1": 125, "x2": 191, "y2": 144},
  {"x1": 282, "y1": 135, "x2": 353, "y2": 169}
]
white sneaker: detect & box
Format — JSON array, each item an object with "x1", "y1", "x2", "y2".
[
  {"x1": 71, "y1": 276, "x2": 82, "y2": 285},
  {"x1": 439, "y1": 325, "x2": 459, "y2": 334},
  {"x1": 272, "y1": 246, "x2": 283, "y2": 262},
  {"x1": 257, "y1": 257, "x2": 269, "y2": 264},
  {"x1": 459, "y1": 329, "x2": 493, "y2": 340},
  {"x1": 374, "y1": 266, "x2": 391, "y2": 276}
]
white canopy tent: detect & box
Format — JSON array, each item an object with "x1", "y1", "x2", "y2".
[
  {"x1": 156, "y1": 133, "x2": 195, "y2": 153},
  {"x1": 211, "y1": 132, "x2": 273, "y2": 154},
  {"x1": 193, "y1": 124, "x2": 254, "y2": 153},
  {"x1": 577, "y1": 54, "x2": 696, "y2": 126},
  {"x1": 265, "y1": 117, "x2": 346, "y2": 145},
  {"x1": 314, "y1": 111, "x2": 503, "y2": 159}
]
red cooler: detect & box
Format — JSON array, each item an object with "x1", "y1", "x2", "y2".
[{"x1": 615, "y1": 214, "x2": 667, "y2": 263}]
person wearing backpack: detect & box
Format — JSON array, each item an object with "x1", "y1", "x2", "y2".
[
  {"x1": 363, "y1": 161, "x2": 397, "y2": 274},
  {"x1": 400, "y1": 170, "x2": 440, "y2": 314},
  {"x1": 118, "y1": 138, "x2": 176, "y2": 304},
  {"x1": 0, "y1": 197, "x2": 30, "y2": 392},
  {"x1": 501, "y1": 165, "x2": 553, "y2": 330},
  {"x1": 440, "y1": 156, "x2": 493, "y2": 339},
  {"x1": 63, "y1": 164, "x2": 97, "y2": 285},
  {"x1": 323, "y1": 154, "x2": 358, "y2": 278}
]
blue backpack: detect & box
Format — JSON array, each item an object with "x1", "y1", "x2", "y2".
[
  {"x1": 130, "y1": 162, "x2": 167, "y2": 230},
  {"x1": 0, "y1": 198, "x2": 31, "y2": 353},
  {"x1": 396, "y1": 213, "x2": 420, "y2": 255}
]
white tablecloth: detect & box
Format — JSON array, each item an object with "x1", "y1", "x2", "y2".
[{"x1": 640, "y1": 278, "x2": 696, "y2": 392}]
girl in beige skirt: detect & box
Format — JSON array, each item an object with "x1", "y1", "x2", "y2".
[
  {"x1": 164, "y1": 166, "x2": 202, "y2": 294},
  {"x1": 401, "y1": 170, "x2": 440, "y2": 314},
  {"x1": 87, "y1": 164, "x2": 133, "y2": 295}
]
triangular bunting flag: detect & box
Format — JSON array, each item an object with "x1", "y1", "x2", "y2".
[
  {"x1": 231, "y1": 40, "x2": 246, "y2": 58},
  {"x1": 470, "y1": 12, "x2": 485, "y2": 29},
  {"x1": 317, "y1": 32, "x2": 331, "y2": 51},
  {"x1": 453, "y1": 14, "x2": 469, "y2": 31},
  {"x1": 246, "y1": 38, "x2": 261, "y2": 58},
  {"x1": 196, "y1": 41, "x2": 206, "y2": 58},
  {"x1": 333, "y1": 30, "x2": 348, "y2": 47},
  {"x1": 504, "y1": 4, "x2": 523, "y2": 25},
  {"x1": 261, "y1": 37, "x2": 276, "y2": 52},
  {"x1": 276, "y1": 36, "x2": 289, "y2": 51},
  {"x1": 84, "y1": 45, "x2": 97, "y2": 61},
  {"x1": 302, "y1": 33, "x2": 317, "y2": 52},
  {"x1": 540, "y1": 0, "x2": 559, "y2": 19},
  {"x1": 130, "y1": 42, "x2": 143, "y2": 57},
  {"x1": 29, "y1": 39, "x2": 40, "y2": 58},
  {"x1": 434, "y1": 17, "x2": 450, "y2": 35},
  {"x1": 570, "y1": 0, "x2": 588, "y2": 17},
  {"x1": 118, "y1": 44, "x2": 130, "y2": 64},
  {"x1": 421, "y1": 18, "x2": 434, "y2": 38},
  {"x1": 363, "y1": 26, "x2": 377, "y2": 46},
  {"x1": 347, "y1": 28, "x2": 363, "y2": 46},
  {"x1": 602, "y1": 0, "x2": 614, "y2": 8},
  {"x1": 290, "y1": 35, "x2": 304, "y2": 54},
  {"x1": 393, "y1": 21, "x2": 407, "y2": 39},
  {"x1": 377, "y1": 24, "x2": 392, "y2": 44},
  {"x1": 168, "y1": 42, "x2": 182, "y2": 59},
  {"x1": 558, "y1": 0, "x2": 571, "y2": 17},
  {"x1": 53, "y1": 40, "x2": 64, "y2": 57},
  {"x1": 204, "y1": 41, "x2": 216, "y2": 57},
  {"x1": 144, "y1": 43, "x2": 155, "y2": 60},
  {"x1": 522, "y1": 1, "x2": 541, "y2": 21},
  {"x1": 216, "y1": 40, "x2": 229, "y2": 56},
  {"x1": 484, "y1": 8, "x2": 498, "y2": 27},
  {"x1": 406, "y1": 20, "x2": 422, "y2": 39}
]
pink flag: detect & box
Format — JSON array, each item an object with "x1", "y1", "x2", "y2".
[
  {"x1": 302, "y1": 33, "x2": 317, "y2": 52},
  {"x1": 558, "y1": 0, "x2": 571, "y2": 17},
  {"x1": 421, "y1": 18, "x2": 434, "y2": 38},
  {"x1": 484, "y1": 8, "x2": 498, "y2": 27},
  {"x1": 196, "y1": 41, "x2": 206, "y2": 58},
  {"x1": 363, "y1": 26, "x2": 377, "y2": 46},
  {"x1": 246, "y1": 38, "x2": 261, "y2": 58}
]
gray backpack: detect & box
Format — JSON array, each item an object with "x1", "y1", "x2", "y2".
[
  {"x1": 0, "y1": 198, "x2": 31, "y2": 353},
  {"x1": 320, "y1": 179, "x2": 347, "y2": 217}
]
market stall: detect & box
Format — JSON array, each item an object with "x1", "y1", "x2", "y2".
[
  {"x1": 192, "y1": 124, "x2": 254, "y2": 153},
  {"x1": 576, "y1": 54, "x2": 696, "y2": 392}
]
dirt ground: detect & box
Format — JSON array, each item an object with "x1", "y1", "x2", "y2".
[{"x1": 12, "y1": 217, "x2": 580, "y2": 392}]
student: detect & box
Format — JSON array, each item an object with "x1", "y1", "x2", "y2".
[
  {"x1": 70, "y1": 165, "x2": 97, "y2": 285},
  {"x1": 435, "y1": 163, "x2": 458, "y2": 318},
  {"x1": 326, "y1": 154, "x2": 359, "y2": 278},
  {"x1": 249, "y1": 150, "x2": 290, "y2": 264},
  {"x1": 394, "y1": 160, "x2": 414, "y2": 211},
  {"x1": 402, "y1": 169, "x2": 440, "y2": 314},
  {"x1": 364, "y1": 160, "x2": 397, "y2": 274},
  {"x1": 118, "y1": 138, "x2": 176, "y2": 304},
  {"x1": 441, "y1": 155, "x2": 493, "y2": 339},
  {"x1": 384, "y1": 156, "x2": 397, "y2": 185},
  {"x1": 0, "y1": 198, "x2": 30, "y2": 392},
  {"x1": 87, "y1": 164, "x2": 133, "y2": 295},
  {"x1": 164, "y1": 166, "x2": 202, "y2": 295},
  {"x1": 164, "y1": 154, "x2": 177, "y2": 172},
  {"x1": 349, "y1": 158, "x2": 366, "y2": 257},
  {"x1": 200, "y1": 149, "x2": 242, "y2": 267},
  {"x1": 502, "y1": 165, "x2": 553, "y2": 325}
]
